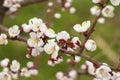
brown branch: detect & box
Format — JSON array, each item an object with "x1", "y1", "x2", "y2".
[
  {"x1": 0, "y1": 0, "x2": 8, "y2": 24},
  {"x1": 0, "y1": 0, "x2": 119, "y2": 73},
  {"x1": 60, "y1": 49, "x2": 101, "y2": 66},
  {"x1": 20, "y1": 0, "x2": 48, "y2": 6},
  {"x1": 79, "y1": 0, "x2": 110, "y2": 54},
  {"x1": 77, "y1": 69, "x2": 95, "y2": 77},
  {"x1": 0, "y1": 25, "x2": 27, "y2": 43}
]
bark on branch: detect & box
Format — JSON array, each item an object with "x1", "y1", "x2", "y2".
[{"x1": 20, "y1": 0, "x2": 48, "y2": 6}]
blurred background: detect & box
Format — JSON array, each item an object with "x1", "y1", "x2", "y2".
[{"x1": 0, "y1": 0, "x2": 120, "y2": 80}]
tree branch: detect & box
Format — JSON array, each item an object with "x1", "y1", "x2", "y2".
[
  {"x1": 20, "y1": 0, "x2": 48, "y2": 6},
  {"x1": 0, "y1": 25, "x2": 27, "y2": 43},
  {"x1": 0, "y1": 0, "x2": 8, "y2": 24}
]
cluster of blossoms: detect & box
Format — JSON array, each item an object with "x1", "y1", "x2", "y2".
[
  {"x1": 46, "y1": 0, "x2": 76, "y2": 19},
  {"x1": 90, "y1": 0, "x2": 120, "y2": 24},
  {"x1": 0, "y1": 17, "x2": 97, "y2": 67},
  {"x1": 56, "y1": 70, "x2": 77, "y2": 80},
  {"x1": 80, "y1": 61, "x2": 120, "y2": 80},
  {"x1": 3, "y1": 0, "x2": 23, "y2": 13},
  {"x1": 0, "y1": 0, "x2": 120, "y2": 80},
  {"x1": 0, "y1": 58, "x2": 38, "y2": 80}
]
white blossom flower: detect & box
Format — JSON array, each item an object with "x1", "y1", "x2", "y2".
[
  {"x1": 68, "y1": 70, "x2": 77, "y2": 79},
  {"x1": 0, "y1": 58, "x2": 9, "y2": 67},
  {"x1": 3, "y1": 0, "x2": 22, "y2": 12},
  {"x1": 74, "y1": 56, "x2": 81, "y2": 63},
  {"x1": 46, "y1": 9, "x2": 51, "y2": 13},
  {"x1": 86, "y1": 61, "x2": 95, "y2": 75},
  {"x1": 45, "y1": 28, "x2": 56, "y2": 38},
  {"x1": 102, "y1": 5, "x2": 114, "y2": 17},
  {"x1": 27, "y1": 32, "x2": 44, "y2": 47},
  {"x1": 8, "y1": 25, "x2": 20, "y2": 38},
  {"x1": 55, "y1": 56, "x2": 63, "y2": 64},
  {"x1": 0, "y1": 33, "x2": 8, "y2": 45},
  {"x1": 44, "y1": 39, "x2": 59, "y2": 59},
  {"x1": 69, "y1": 7, "x2": 76, "y2": 14},
  {"x1": 56, "y1": 31, "x2": 70, "y2": 41},
  {"x1": 54, "y1": 13, "x2": 61, "y2": 19},
  {"x1": 65, "y1": 2, "x2": 71, "y2": 8},
  {"x1": 29, "y1": 17, "x2": 47, "y2": 32},
  {"x1": 85, "y1": 39, "x2": 96, "y2": 52},
  {"x1": 3, "y1": 0, "x2": 12, "y2": 8},
  {"x1": 92, "y1": 0, "x2": 101, "y2": 4},
  {"x1": 10, "y1": 60, "x2": 20, "y2": 72},
  {"x1": 20, "y1": 68, "x2": 31, "y2": 77},
  {"x1": 11, "y1": 73, "x2": 18, "y2": 79},
  {"x1": 56, "y1": 71, "x2": 64, "y2": 80},
  {"x1": 22, "y1": 24, "x2": 32, "y2": 33},
  {"x1": 31, "y1": 46, "x2": 43, "y2": 56},
  {"x1": 90, "y1": 6, "x2": 101, "y2": 16},
  {"x1": 81, "y1": 64, "x2": 87, "y2": 70},
  {"x1": 73, "y1": 20, "x2": 91, "y2": 33},
  {"x1": 110, "y1": 0, "x2": 120, "y2": 6},
  {"x1": 71, "y1": 37, "x2": 81, "y2": 49},
  {"x1": 48, "y1": 60, "x2": 55, "y2": 66},
  {"x1": 29, "y1": 69, "x2": 38, "y2": 76},
  {"x1": 0, "y1": 72, "x2": 11, "y2": 80},
  {"x1": 2, "y1": 68, "x2": 9, "y2": 73},
  {"x1": 27, "y1": 61, "x2": 34, "y2": 68},
  {"x1": 9, "y1": 3, "x2": 21, "y2": 12},
  {"x1": 112, "y1": 72, "x2": 120, "y2": 80},
  {"x1": 97, "y1": 17, "x2": 105, "y2": 24},
  {"x1": 95, "y1": 65, "x2": 112, "y2": 80},
  {"x1": 48, "y1": 1, "x2": 53, "y2": 7}
]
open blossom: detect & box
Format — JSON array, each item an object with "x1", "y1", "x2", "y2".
[
  {"x1": 10, "y1": 60, "x2": 20, "y2": 72},
  {"x1": 29, "y1": 17, "x2": 47, "y2": 32},
  {"x1": 45, "y1": 28, "x2": 56, "y2": 38},
  {"x1": 48, "y1": 1, "x2": 53, "y2": 7},
  {"x1": 29, "y1": 69, "x2": 38, "y2": 76},
  {"x1": 31, "y1": 46, "x2": 43, "y2": 56},
  {"x1": 70, "y1": 37, "x2": 81, "y2": 49},
  {"x1": 9, "y1": 3, "x2": 21, "y2": 12},
  {"x1": 21, "y1": 24, "x2": 32, "y2": 33},
  {"x1": 56, "y1": 31, "x2": 70, "y2": 41},
  {"x1": 0, "y1": 72, "x2": 11, "y2": 80},
  {"x1": 110, "y1": 0, "x2": 120, "y2": 6},
  {"x1": 56, "y1": 71, "x2": 64, "y2": 80},
  {"x1": 8, "y1": 25, "x2": 20, "y2": 38},
  {"x1": 54, "y1": 13, "x2": 61, "y2": 19},
  {"x1": 92, "y1": 0, "x2": 101, "y2": 4},
  {"x1": 95, "y1": 65, "x2": 112, "y2": 80},
  {"x1": 11, "y1": 73, "x2": 18, "y2": 79},
  {"x1": 85, "y1": 39, "x2": 96, "y2": 52},
  {"x1": 3, "y1": 0, "x2": 22, "y2": 12},
  {"x1": 69, "y1": 7, "x2": 76, "y2": 14},
  {"x1": 102, "y1": 5, "x2": 114, "y2": 17},
  {"x1": 86, "y1": 61, "x2": 95, "y2": 75},
  {"x1": 73, "y1": 20, "x2": 91, "y2": 33},
  {"x1": 20, "y1": 68, "x2": 31, "y2": 77},
  {"x1": 68, "y1": 70, "x2": 77, "y2": 79},
  {"x1": 90, "y1": 6, "x2": 101, "y2": 16},
  {"x1": 0, "y1": 58, "x2": 9, "y2": 67},
  {"x1": 27, "y1": 61, "x2": 34, "y2": 68},
  {"x1": 74, "y1": 56, "x2": 81, "y2": 63},
  {"x1": 0, "y1": 33, "x2": 8, "y2": 45},
  {"x1": 3, "y1": 0, "x2": 13, "y2": 8},
  {"x1": 27, "y1": 32, "x2": 44, "y2": 47},
  {"x1": 44, "y1": 39, "x2": 59, "y2": 59},
  {"x1": 97, "y1": 17, "x2": 105, "y2": 24}
]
